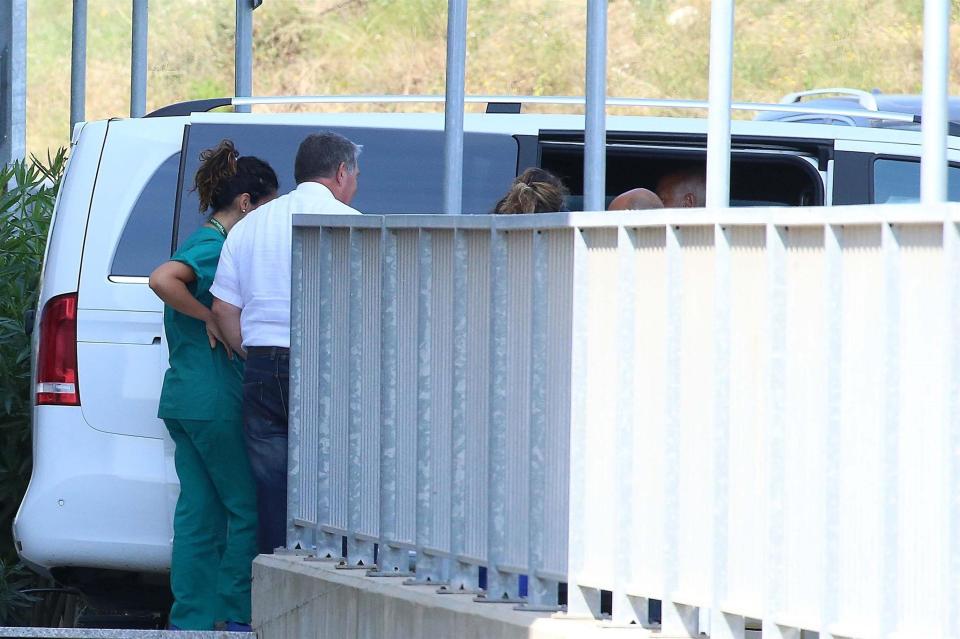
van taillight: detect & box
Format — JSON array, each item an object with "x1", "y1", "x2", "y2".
[{"x1": 36, "y1": 293, "x2": 79, "y2": 406}]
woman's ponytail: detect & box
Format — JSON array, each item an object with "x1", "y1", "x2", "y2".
[
  {"x1": 192, "y1": 140, "x2": 279, "y2": 213},
  {"x1": 494, "y1": 168, "x2": 568, "y2": 214}
]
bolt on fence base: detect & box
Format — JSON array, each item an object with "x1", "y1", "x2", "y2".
[
  {"x1": 402, "y1": 575, "x2": 451, "y2": 587},
  {"x1": 367, "y1": 545, "x2": 412, "y2": 577},
  {"x1": 366, "y1": 566, "x2": 413, "y2": 578},
  {"x1": 336, "y1": 558, "x2": 375, "y2": 570},
  {"x1": 436, "y1": 583, "x2": 483, "y2": 595},
  {"x1": 402, "y1": 552, "x2": 450, "y2": 586},
  {"x1": 473, "y1": 592, "x2": 526, "y2": 605}
]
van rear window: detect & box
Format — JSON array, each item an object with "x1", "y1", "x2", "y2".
[
  {"x1": 110, "y1": 153, "x2": 181, "y2": 277},
  {"x1": 873, "y1": 158, "x2": 960, "y2": 203},
  {"x1": 174, "y1": 124, "x2": 519, "y2": 247}
]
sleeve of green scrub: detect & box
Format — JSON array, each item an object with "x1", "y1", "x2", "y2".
[{"x1": 170, "y1": 232, "x2": 225, "y2": 301}]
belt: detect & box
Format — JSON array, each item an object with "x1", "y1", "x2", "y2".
[{"x1": 246, "y1": 346, "x2": 290, "y2": 359}]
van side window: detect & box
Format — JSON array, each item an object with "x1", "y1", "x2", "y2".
[
  {"x1": 873, "y1": 158, "x2": 960, "y2": 203},
  {"x1": 110, "y1": 153, "x2": 181, "y2": 277},
  {"x1": 174, "y1": 124, "x2": 519, "y2": 247}
]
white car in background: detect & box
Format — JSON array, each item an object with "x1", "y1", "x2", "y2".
[{"x1": 14, "y1": 89, "x2": 960, "y2": 609}]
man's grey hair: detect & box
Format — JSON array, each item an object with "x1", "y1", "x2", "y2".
[{"x1": 294, "y1": 131, "x2": 362, "y2": 184}]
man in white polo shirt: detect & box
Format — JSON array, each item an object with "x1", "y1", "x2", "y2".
[{"x1": 211, "y1": 132, "x2": 361, "y2": 554}]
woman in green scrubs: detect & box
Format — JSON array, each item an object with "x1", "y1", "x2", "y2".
[{"x1": 149, "y1": 140, "x2": 278, "y2": 632}]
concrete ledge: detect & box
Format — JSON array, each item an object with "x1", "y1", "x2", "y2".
[{"x1": 252, "y1": 554, "x2": 649, "y2": 639}]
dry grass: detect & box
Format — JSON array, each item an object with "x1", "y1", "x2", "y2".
[{"x1": 25, "y1": 0, "x2": 960, "y2": 156}]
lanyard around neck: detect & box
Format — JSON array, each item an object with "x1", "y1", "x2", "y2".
[{"x1": 208, "y1": 217, "x2": 228, "y2": 238}]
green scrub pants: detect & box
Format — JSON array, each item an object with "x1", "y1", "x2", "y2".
[{"x1": 164, "y1": 417, "x2": 258, "y2": 630}]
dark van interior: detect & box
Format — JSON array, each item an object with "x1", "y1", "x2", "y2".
[{"x1": 536, "y1": 139, "x2": 825, "y2": 210}]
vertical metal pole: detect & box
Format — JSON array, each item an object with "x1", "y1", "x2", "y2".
[
  {"x1": 1, "y1": 0, "x2": 27, "y2": 165},
  {"x1": 235, "y1": 0, "x2": 254, "y2": 113},
  {"x1": 583, "y1": 0, "x2": 607, "y2": 213},
  {"x1": 442, "y1": 0, "x2": 468, "y2": 215},
  {"x1": 70, "y1": 0, "x2": 88, "y2": 133},
  {"x1": 921, "y1": 0, "x2": 950, "y2": 204},
  {"x1": 130, "y1": 0, "x2": 148, "y2": 118},
  {"x1": 705, "y1": 0, "x2": 735, "y2": 209}
]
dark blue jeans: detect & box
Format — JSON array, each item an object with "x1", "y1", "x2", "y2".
[{"x1": 242, "y1": 347, "x2": 289, "y2": 555}]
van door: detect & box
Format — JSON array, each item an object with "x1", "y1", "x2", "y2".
[{"x1": 76, "y1": 117, "x2": 187, "y2": 439}]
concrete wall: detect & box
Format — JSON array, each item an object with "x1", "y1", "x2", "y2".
[{"x1": 252, "y1": 554, "x2": 647, "y2": 639}]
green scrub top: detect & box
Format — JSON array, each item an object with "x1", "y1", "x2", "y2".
[{"x1": 158, "y1": 226, "x2": 244, "y2": 421}]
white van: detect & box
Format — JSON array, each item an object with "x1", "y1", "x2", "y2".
[{"x1": 14, "y1": 92, "x2": 960, "y2": 608}]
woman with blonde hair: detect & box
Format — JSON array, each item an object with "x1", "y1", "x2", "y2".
[
  {"x1": 494, "y1": 167, "x2": 569, "y2": 214},
  {"x1": 149, "y1": 140, "x2": 278, "y2": 632}
]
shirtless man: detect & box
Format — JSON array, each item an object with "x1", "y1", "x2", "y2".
[
  {"x1": 607, "y1": 187, "x2": 664, "y2": 211},
  {"x1": 656, "y1": 167, "x2": 706, "y2": 208}
]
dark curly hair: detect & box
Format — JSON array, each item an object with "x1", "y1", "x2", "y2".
[{"x1": 193, "y1": 139, "x2": 279, "y2": 213}]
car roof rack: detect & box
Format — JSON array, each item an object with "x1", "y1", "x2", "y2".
[
  {"x1": 780, "y1": 88, "x2": 880, "y2": 112},
  {"x1": 144, "y1": 94, "x2": 919, "y2": 126}
]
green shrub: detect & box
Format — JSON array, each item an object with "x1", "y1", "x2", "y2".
[{"x1": 0, "y1": 149, "x2": 67, "y2": 568}]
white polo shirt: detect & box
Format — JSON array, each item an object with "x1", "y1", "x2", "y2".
[{"x1": 211, "y1": 181, "x2": 361, "y2": 348}]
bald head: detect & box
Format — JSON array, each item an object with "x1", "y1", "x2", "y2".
[
  {"x1": 657, "y1": 168, "x2": 706, "y2": 208},
  {"x1": 608, "y1": 188, "x2": 664, "y2": 211}
]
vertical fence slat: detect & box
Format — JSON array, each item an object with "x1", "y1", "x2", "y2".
[
  {"x1": 628, "y1": 226, "x2": 669, "y2": 612},
  {"x1": 70, "y1": 0, "x2": 87, "y2": 131},
  {"x1": 894, "y1": 224, "x2": 946, "y2": 636},
  {"x1": 412, "y1": 230, "x2": 446, "y2": 583},
  {"x1": 612, "y1": 226, "x2": 643, "y2": 625},
  {"x1": 130, "y1": 0, "x2": 148, "y2": 117},
  {"x1": 313, "y1": 226, "x2": 339, "y2": 558},
  {"x1": 834, "y1": 224, "x2": 883, "y2": 635},
  {"x1": 442, "y1": 0, "x2": 467, "y2": 215},
  {"x1": 395, "y1": 230, "x2": 420, "y2": 552},
  {"x1": 234, "y1": 0, "x2": 253, "y2": 113},
  {"x1": 583, "y1": 0, "x2": 608, "y2": 213},
  {"x1": 462, "y1": 229, "x2": 491, "y2": 569},
  {"x1": 762, "y1": 223, "x2": 796, "y2": 639},
  {"x1": 822, "y1": 225, "x2": 843, "y2": 637},
  {"x1": 710, "y1": 223, "x2": 744, "y2": 639},
  {"x1": 946, "y1": 219, "x2": 960, "y2": 636},
  {"x1": 565, "y1": 225, "x2": 599, "y2": 618},
  {"x1": 287, "y1": 226, "x2": 321, "y2": 550},
  {"x1": 484, "y1": 227, "x2": 523, "y2": 601},
  {"x1": 540, "y1": 228, "x2": 573, "y2": 585},
  {"x1": 724, "y1": 225, "x2": 766, "y2": 615},
  {"x1": 880, "y1": 222, "x2": 901, "y2": 638},
  {"x1": 345, "y1": 229, "x2": 381, "y2": 566},
  {"x1": 376, "y1": 227, "x2": 409, "y2": 574},
  {"x1": 527, "y1": 228, "x2": 575, "y2": 610},
  {"x1": 661, "y1": 223, "x2": 699, "y2": 636},
  {"x1": 447, "y1": 229, "x2": 479, "y2": 592},
  {"x1": 327, "y1": 229, "x2": 351, "y2": 546},
  {"x1": 920, "y1": 0, "x2": 951, "y2": 204},
  {"x1": 502, "y1": 230, "x2": 533, "y2": 577}
]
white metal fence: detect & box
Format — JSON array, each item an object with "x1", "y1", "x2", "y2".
[{"x1": 289, "y1": 204, "x2": 960, "y2": 637}]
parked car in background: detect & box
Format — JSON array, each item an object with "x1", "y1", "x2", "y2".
[{"x1": 14, "y1": 88, "x2": 960, "y2": 609}]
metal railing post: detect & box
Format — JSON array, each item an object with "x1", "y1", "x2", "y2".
[
  {"x1": 443, "y1": 0, "x2": 468, "y2": 215},
  {"x1": 0, "y1": 0, "x2": 27, "y2": 165},
  {"x1": 70, "y1": 0, "x2": 88, "y2": 133},
  {"x1": 235, "y1": 0, "x2": 255, "y2": 114},
  {"x1": 920, "y1": 0, "x2": 951, "y2": 204},
  {"x1": 130, "y1": 0, "x2": 148, "y2": 118},
  {"x1": 705, "y1": 0, "x2": 735, "y2": 209},
  {"x1": 583, "y1": 0, "x2": 608, "y2": 213}
]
